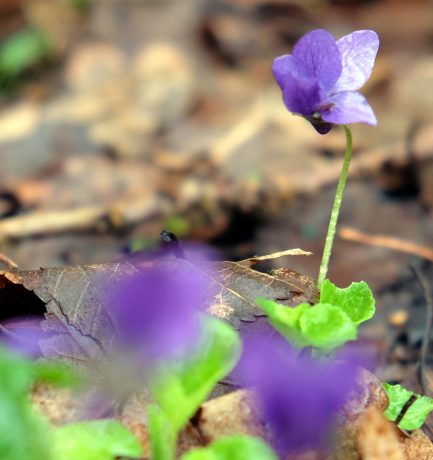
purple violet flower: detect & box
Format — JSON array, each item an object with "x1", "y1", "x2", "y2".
[
  {"x1": 106, "y1": 245, "x2": 215, "y2": 366},
  {"x1": 273, "y1": 29, "x2": 379, "y2": 134},
  {"x1": 236, "y1": 334, "x2": 360, "y2": 455},
  {"x1": 1, "y1": 318, "x2": 48, "y2": 358}
]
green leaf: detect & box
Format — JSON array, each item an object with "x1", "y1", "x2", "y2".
[
  {"x1": 256, "y1": 298, "x2": 311, "y2": 348},
  {"x1": 181, "y1": 435, "x2": 278, "y2": 460},
  {"x1": 299, "y1": 303, "x2": 357, "y2": 349},
  {"x1": 70, "y1": 0, "x2": 90, "y2": 10},
  {"x1": 33, "y1": 361, "x2": 82, "y2": 388},
  {"x1": 383, "y1": 383, "x2": 412, "y2": 422},
  {"x1": 53, "y1": 420, "x2": 142, "y2": 460},
  {"x1": 147, "y1": 404, "x2": 176, "y2": 460},
  {"x1": 0, "y1": 395, "x2": 52, "y2": 460},
  {"x1": 399, "y1": 396, "x2": 433, "y2": 431},
  {"x1": 0, "y1": 28, "x2": 51, "y2": 77},
  {"x1": 0, "y1": 346, "x2": 53, "y2": 460},
  {"x1": 163, "y1": 215, "x2": 190, "y2": 238},
  {"x1": 320, "y1": 279, "x2": 375, "y2": 326},
  {"x1": 150, "y1": 315, "x2": 241, "y2": 432},
  {"x1": 257, "y1": 299, "x2": 357, "y2": 350},
  {"x1": 383, "y1": 383, "x2": 433, "y2": 431}
]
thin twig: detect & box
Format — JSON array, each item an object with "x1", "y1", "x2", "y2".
[
  {"x1": 410, "y1": 264, "x2": 433, "y2": 395},
  {"x1": 0, "y1": 197, "x2": 170, "y2": 240},
  {"x1": 0, "y1": 252, "x2": 19, "y2": 270},
  {"x1": 340, "y1": 227, "x2": 433, "y2": 263}
]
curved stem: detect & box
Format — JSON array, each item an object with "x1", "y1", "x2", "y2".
[{"x1": 317, "y1": 125, "x2": 353, "y2": 289}]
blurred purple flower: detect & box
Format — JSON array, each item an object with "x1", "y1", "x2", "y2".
[
  {"x1": 0, "y1": 318, "x2": 47, "y2": 358},
  {"x1": 273, "y1": 29, "x2": 379, "y2": 134},
  {"x1": 106, "y1": 245, "x2": 216, "y2": 366},
  {"x1": 236, "y1": 334, "x2": 360, "y2": 455}
]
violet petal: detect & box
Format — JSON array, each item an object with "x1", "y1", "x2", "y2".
[
  {"x1": 236, "y1": 334, "x2": 359, "y2": 454},
  {"x1": 1, "y1": 318, "x2": 47, "y2": 358},
  {"x1": 107, "y1": 257, "x2": 213, "y2": 364},
  {"x1": 292, "y1": 29, "x2": 342, "y2": 90},
  {"x1": 281, "y1": 73, "x2": 323, "y2": 116},
  {"x1": 272, "y1": 54, "x2": 297, "y2": 90},
  {"x1": 321, "y1": 91, "x2": 377, "y2": 125},
  {"x1": 333, "y1": 30, "x2": 379, "y2": 92}
]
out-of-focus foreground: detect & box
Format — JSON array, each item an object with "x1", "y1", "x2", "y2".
[{"x1": 1, "y1": 0, "x2": 433, "y2": 410}]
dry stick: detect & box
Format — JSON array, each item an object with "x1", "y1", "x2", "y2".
[
  {"x1": 0, "y1": 252, "x2": 19, "y2": 270},
  {"x1": 0, "y1": 198, "x2": 170, "y2": 240},
  {"x1": 339, "y1": 227, "x2": 433, "y2": 263},
  {"x1": 409, "y1": 264, "x2": 433, "y2": 396}
]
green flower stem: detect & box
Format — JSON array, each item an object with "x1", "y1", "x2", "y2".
[
  {"x1": 317, "y1": 124, "x2": 353, "y2": 290},
  {"x1": 148, "y1": 404, "x2": 176, "y2": 460}
]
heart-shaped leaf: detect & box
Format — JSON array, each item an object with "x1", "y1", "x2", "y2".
[
  {"x1": 257, "y1": 299, "x2": 357, "y2": 350},
  {"x1": 320, "y1": 279, "x2": 375, "y2": 326},
  {"x1": 299, "y1": 303, "x2": 357, "y2": 349},
  {"x1": 256, "y1": 298, "x2": 310, "y2": 348}
]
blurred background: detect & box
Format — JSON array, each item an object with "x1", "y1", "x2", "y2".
[{"x1": 1, "y1": 0, "x2": 433, "y2": 380}]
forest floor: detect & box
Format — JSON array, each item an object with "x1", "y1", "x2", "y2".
[{"x1": 1, "y1": 0, "x2": 433, "y2": 456}]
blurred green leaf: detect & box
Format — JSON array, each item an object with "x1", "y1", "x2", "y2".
[
  {"x1": 53, "y1": 420, "x2": 142, "y2": 460},
  {"x1": 0, "y1": 28, "x2": 51, "y2": 78},
  {"x1": 33, "y1": 360, "x2": 82, "y2": 388},
  {"x1": 256, "y1": 298, "x2": 310, "y2": 348},
  {"x1": 163, "y1": 215, "x2": 190, "y2": 239},
  {"x1": 148, "y1": 404, "x2": 176, "y2": 460},
  {"x1": 150, "y1": 315, "x2": 241, "y2": 432},
  {"x1": 70, "y1": 0, "x2": 90, "y2": 10},
  {"x1": 129, "y1": 236, "x2": 157, "y2": 253},
  {"x1": 0, "y1": 346, "x2": 53, "y2": 460},
  {"x1": 181, "y1": 435, "x2": 278, "y2": 460},
  {"x1": 320, "y1": 279, "x2": 375, "y2": 326}
]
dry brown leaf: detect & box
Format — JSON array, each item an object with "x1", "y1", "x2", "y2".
[
  {"x1": 0, "y1": 253, "x2": 317, "y2": 369},
  {"x1": 196, "y1": 389, "x2": 264, "y2": 443},
  {"x1": 354, "y1": 379, "x2": 433, "y2": 460},
  {"x1": 32, "y1": 383, "x2": 78, "y2": 427},
  {"x1": 208, "y1": 259, "x2": 318, "y2": 327},
  {"x1": 356, "y1": 407, "x2": 405, "y2": 460},
  {"x1": 333, "y1": 369, "x2": 389, "y2": 460},
  {"x1": 400, "y1": 429, "x2": 433, "y2": 460}
]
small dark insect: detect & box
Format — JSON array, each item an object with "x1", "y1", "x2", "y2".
[{"x1": 160, "y1": 230, "x2": 186, "y2": 260}]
